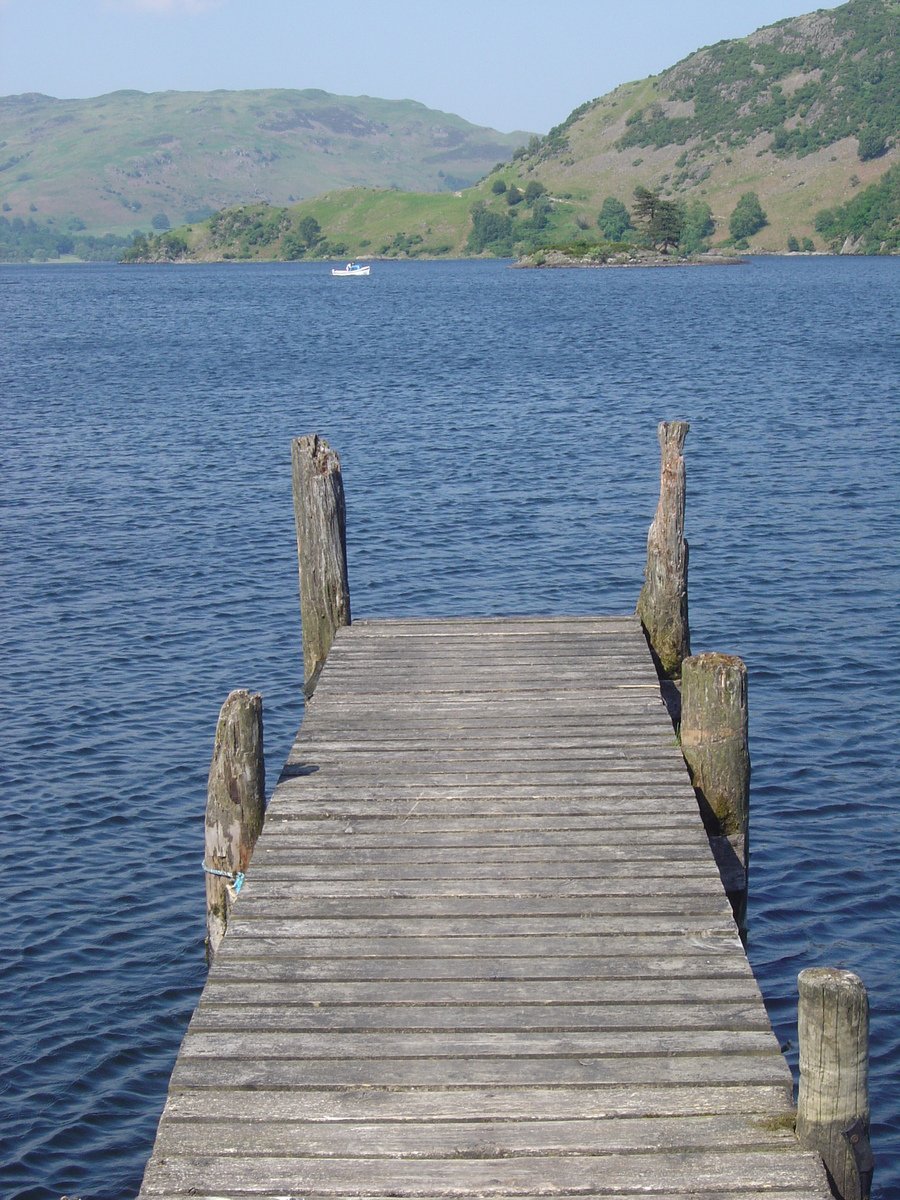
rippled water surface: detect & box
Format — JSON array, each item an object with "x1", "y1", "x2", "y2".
[{"x1": 2, "y1": 257, "x2": 898, "y2": 1198}]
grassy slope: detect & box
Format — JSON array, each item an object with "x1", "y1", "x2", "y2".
[
  {"x1": 162, "y1": 187, "x2": 471, "y2": 260},
  {"x1": 0, "y1": 88, "x2": 527, "y2": 235}
]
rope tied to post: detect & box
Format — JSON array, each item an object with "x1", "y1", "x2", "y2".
[{"x1": 201, "y1": 859, "x2": 245, "y2": 896}]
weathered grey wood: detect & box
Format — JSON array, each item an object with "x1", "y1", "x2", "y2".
[
  {"x1": 142, "y1": 1149, "x2": 827, "y2": 1195},
  {"x1": 170, "y1": 1051, "x2": 795, "y2": 1091},
  {"x1": 158, "y1": 1081, "x2": 792, "y2": 1121},
  {"x1": 239, "y1": 859, "x2": 719, "y2": 881},
  {"x1": 636, "y1": 420, "x2": 690, "y2": 676},
  {"x1": 180, "y1": 1028, "x2": 781, "y2": 1061},
  {"x1": 249, "y1": 843, "x2": 714, "y2": 865},
  {"x1": 680, "y1": 652, "x2": 750, "y2": 925},
  {"x1": 797, "y1": 967, "x2": 872, "y2": 1200},
  {"x1": 221, "y1": 912, "x2": 736, "y2": 938},
  {"x1": 140, "y1": 614, "x2": 828, "y2": 1200},
  {"x1": 236, "y1": 876, "x2": 735, "y2": 900},
  {"x1": 144, "y1": 1192, "x2": 828, "y2": 1200},
  {"x1": 210, "y1": 952, "x2": 756, "y2": 983},
  {"x1": 291, "y1": 433, "x2": 350, "y2": 696},
  {"x1": 199, "y1": 976, "x2": 761, "y2": 1006},
  {"x1": 155, "y1": 1112, "x2": 799, "y2": 1156},
  {"x1": 212, "y1": 931, "x2": 744, "y2": 959},
  {"x1": 189, "y1": 1000, "x2": 770, "y2": 1033},
  {"x1": 234, "y1": 885, "x2": 734, "y2": 910},
  {"x1": 203, "y1": 689, "x2": 265, "y2": 961}
]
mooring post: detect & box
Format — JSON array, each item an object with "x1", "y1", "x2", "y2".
[
  {"x1": 797, "y1": 967, "x2": 872, "y2": 1200},
  {"x1": 291, "y1": 434, "x2": 351, "y2": 698},
  {"x1": 679, "y1": 651, "x2": 749, "y2": 927},
  {"x1": 636, "y1": 420, "x2": 690, "y2": 677},
  {"x1": 204, "y1": 689, "x2": 265, "y2": 962}
]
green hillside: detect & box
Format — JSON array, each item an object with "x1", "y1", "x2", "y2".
[
  {"x1": 126, "y1": 0, "x2": 898, "y2": 263},
  {"x1": 494, "y1": 0, "x2": 898, "y2": 252},
  {"x1": 123, "y1": 187, "x2": 474, "y2": 262},
  {"x1": 0, "y1": 87, "x2": 527, "y2": 236}
]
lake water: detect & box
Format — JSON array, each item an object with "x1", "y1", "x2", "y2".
[{"x1": 2, "y1": 256, "x2": 898, "y2": 1199}]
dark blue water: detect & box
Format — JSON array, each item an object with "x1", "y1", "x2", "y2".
[{"x1": 2, "y1": 257, "x2": 898, "y2": 1199}]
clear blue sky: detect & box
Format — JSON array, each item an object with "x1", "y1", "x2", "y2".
[{"x1": 0, "y1": 0, "x2": 834, "y2": 133}]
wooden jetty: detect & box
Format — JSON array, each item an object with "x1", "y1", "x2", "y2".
[{"x1": 139, "y1": 612, "x2": 831, "y2": 1198}]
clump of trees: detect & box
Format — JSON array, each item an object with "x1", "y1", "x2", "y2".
[
  {"x1": 467, "y1": 203, "x2": 515, "y2": 255},
  {"x1": 468, "y1": 182, "x2": 556, "y2": 256},
  {"x1": 598, "y1": 197, "x2": 632, "y2": 240},
  {"x1": 0, "y1": 215, "x2": 135, "y2": 262},
  {"x1": 814, "y1": 162, "x2": 900, "y2": 253},
  {"x1": 728, "y1": 192, "x2": 767, "y2": 241}
]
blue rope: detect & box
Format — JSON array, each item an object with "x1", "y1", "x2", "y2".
[{"x1": 201, "y1": 860, "x2": 245, "y2": 894}]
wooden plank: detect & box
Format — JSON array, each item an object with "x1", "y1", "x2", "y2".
[
  {"x1": 179, "y1": 1029, "x2": 781, "y2": 1060},
  {"x1": 247, "y1": 846, "x2": 715, "y2": 867},
  {"x1": 236, "y1": 878, "x2": 739, "y2": 902},
  {"x1": 197, "y1": 977, "x2": 763, "y2": 1007},
  {"x1": 146, "y1": 1192, "x2": 828, "y2": 1200},
  {"x1": 239, "y1": 862, "x2": 722, "y2": 881},
  {"x1": 214, "y1": 933, "x2": 745, "y2": 960},
  {"x1": 209, "y1": 954, "x2": 758, "y2": 983},
  {"x1": 259, "y1": 812, "x2": 707, "y2": 832},
  {"x1": 153, "y1": 1112, "x2": 801, "y2": 1157},
  {"x1": 145, "y1": 1191, "x2": 829, "y2": 1200},
  {"x1": 268, "y1": 789, "x2": 696, "y2": 808},
  {"x1": 233, "y1": 893, "x2": 734, "y2": 917},
  {"x1": 141, "y1": 1149, "x2": 828, "y2": 1195},
  {"x1": 170, "y1": 1053, "x2": 794, "y2": 1090},
  {"x1": 157, "y1": 1083, "x2": 796, "y2": 1122},
  {"x1": 221, "y1": 914, "x2": 735, "y2": 939},
  {"x1": 188, "y1": 1002, "x2": 771, "y2": 1033}
]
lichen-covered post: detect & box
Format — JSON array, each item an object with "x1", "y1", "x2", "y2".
[
  {"x1": 291, "y1": 434, "x2": 351, "y2": 698},
  {"x1": 204, "y1": 689, "x2": 265, "y2": 962},
  {"x1": 680, "y1": 652, "x2": 749, "y2": 926},
  {"x1": 797, "y1": 968, "x2": 872, "y2": 1200},
  {"x1": 636, "y1": 420, "x2": 690, "y2": 677}
]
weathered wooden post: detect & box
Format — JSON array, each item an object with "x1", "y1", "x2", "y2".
[
  {"x1": 291, "y1": 434, "x2": 351, "y2": 698},
  {"x1": 798, "y1": 968, "x2": 872, "y2": 1200},
  {"x1": 680, "y1": 651, "x2": 749, "y2": 926},
  {"x1": 636, "y1": 420, "x2": 690, "y2": 677},
  {"x1": 204, "y1": 689, "x2": 265, "y2": 962}
]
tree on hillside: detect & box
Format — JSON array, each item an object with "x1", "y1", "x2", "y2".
[
  {"x1": 729, "y1": 192, "x2": 767, "y2": 241},
  {"x1": 652, "y1": 200, "x2": 683, "y2": 254},
  {"x1": 632, "y1": 186, "x2": 682, "y2": 253},
  {"x1": 467, "y1": 203, "x2": 514, "y2": 255},
  {"x1": 491, "y1": 178, "x2": 508, "y2": 194},
  {"x1": 857, "y1": 127, "x2": 887, "y2": 163},
  {"x1": 298, "y1": 215, "x2": 322, "y2": 247},
  {"x1": 524, "y1": 180, "x2": 546, "y2": 204},
  {"x1": 598, "y1": 196, "x2": 632, "y2": 240},
  {"x1": 632, "y1": 185, "x2": 660, "y2": 228},
  {"x1": 679, "y1": 198, "x2": 714, "y2": 253}
]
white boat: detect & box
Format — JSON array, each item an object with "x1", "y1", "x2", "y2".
[{"x1": 331, "y1": 262, "x2": 370, "y2": 276}]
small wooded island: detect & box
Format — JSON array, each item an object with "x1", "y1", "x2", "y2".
[{"x1": 515, "y1": 246, "x2": 747, "y2": 269}]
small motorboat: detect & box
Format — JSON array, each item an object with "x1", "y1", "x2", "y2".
[{"x1": 331, "y1": 262, "x2": 371, "y2": 276}]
